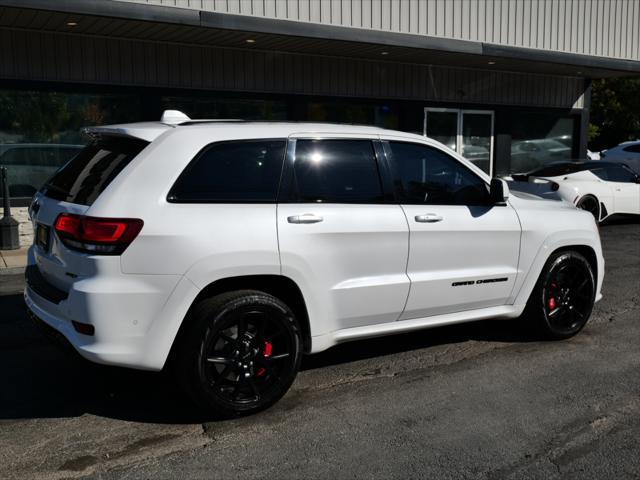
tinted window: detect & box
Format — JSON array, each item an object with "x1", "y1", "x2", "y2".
[
  {"x1": 43, "y1": 136, "x2": 148, "y2": 206},
  {"x1": 169, "y1": 140, "x2": 285, "y2": 203},
  {"x1": 623, "y1": 144, "x2": 640, "y2": 153},
  {"x1": 386, "y1": 141, "x2": 490, "y2": 205},
  {"x1": 291, "y1": 140, "x2": 383, "y2": 203},
  {"x1": 529, "y1": 162, "x2": 577, "y2": 177},
  {"x1": 605, "y1": 166, "x2": 637, "y2": 183},
  {"x1": 590, "y1": 168, "x2": 608, "y2": 180}
]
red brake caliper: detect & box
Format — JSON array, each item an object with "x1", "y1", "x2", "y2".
[
  {"x1": 256, "y1": 341, "x2": 272, "y2": 377},
  {"x1": 548, "y1": 283, "x2": 557, "y2": 310}
]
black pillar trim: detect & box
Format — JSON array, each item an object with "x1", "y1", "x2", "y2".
[{"x1": 579, "y1": 79, "x2": 592, "y2": 159}]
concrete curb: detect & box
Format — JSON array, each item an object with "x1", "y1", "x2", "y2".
[{"x1": 0, "y1": 266, "x2": 25, "y2": 276}]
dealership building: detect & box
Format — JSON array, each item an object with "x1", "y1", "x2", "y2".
[{"x1": 0, "y1": 0, "x2": 639, "y2": 243}]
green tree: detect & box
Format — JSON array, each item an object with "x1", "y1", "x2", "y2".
[{"x1": 589, "y1": 77, "x2": 640, "y2": 151}]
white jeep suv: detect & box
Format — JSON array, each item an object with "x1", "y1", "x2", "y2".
[{"x1": 25, "y1": 113, "x2": 604, "y2": 417}]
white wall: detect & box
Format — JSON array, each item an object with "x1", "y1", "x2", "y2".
[{"x1": 113, "y1": 0, "x2": 640, "y2": 61}]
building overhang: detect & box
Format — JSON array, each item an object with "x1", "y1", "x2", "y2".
[{"x1": 0, "y1": 0, "x2": 638, "y2": 79}]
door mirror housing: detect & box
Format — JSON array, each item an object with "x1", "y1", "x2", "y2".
[{"x1": 490, "y1": 178, "x2": 509, "y2": 205}]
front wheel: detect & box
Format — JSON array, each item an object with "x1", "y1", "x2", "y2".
[
  {"x1": 174, "y1": 290, "x2": 303, "y2": 418},
  {"x1": 524, "y1": 251, "x2": 596, "y2": 339}
]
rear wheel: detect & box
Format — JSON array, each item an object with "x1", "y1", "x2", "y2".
[
  {"x1": 577, "y1": 195, "x2": 601, "y2": 223},
  {"x1": 524, "y1": 251, "x2": 596, "y2": 339},
  {"x1": 175, "y1": 290, "x2": 302, "y2": 418}
]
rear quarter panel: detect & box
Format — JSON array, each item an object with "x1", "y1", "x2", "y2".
[
  {"x1": 86, "y1": 127, "x2": 282, "y2": 279},
  {"x1": 543, "y1": 172, "x2": 615, "y2": 217}
]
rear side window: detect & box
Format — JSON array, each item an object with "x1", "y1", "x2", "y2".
[
  {"x1": 168, "y1": 140, "x2": 286, "y2": 203},
  {"x1": 623, "y1": 144, "x2": 640, "y2": 153},
  {"x1": 590, "y1": 168, "x2": 608, "y2": 180},
  {"x1": 604, "y1": 166, "x2": 637, "y2": 182},
  {"x1": 291, "y1": 139, "x2": 383, "y2": 203},
  {"x1": 43, "y1": 136, "x2": 148, "y2": 206},
  {"x1": 385, "y1": 141, "x2": 490, "y2": 205}
]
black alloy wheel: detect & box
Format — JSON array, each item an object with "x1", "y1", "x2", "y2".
[
  {"x1": 528, "y1": 251, "x2": 596, "y2": 339},
  {"x1": 176, "y1": 290, "x2": 302, "y2": 418},
  {"x1": 577, "y1": 195, "x2": 601, "y2": 222}
]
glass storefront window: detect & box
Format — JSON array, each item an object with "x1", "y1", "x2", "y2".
[
  {"x1": 425, "y1": 109, "x2": 494, "y2": 175},
  {"x1": 425, "y1": 111, "x2": 458, "y2": 151},
  {"x1": 461, "y1": 112, "x2": 492, "y2": 175},
  {"x1": 161, "y1": 96, "x2": 288, "y2": 120},
  {"x1": 509, "y1": 115, "x2": 575, "y2": 173},
  {"x1": 0, "y1": 90, "x2": 141, "y2": 198},
  {"x1": 307, "y1": 102, "x2": 374, "y2": 125},
  {"x1": 307, "y1": 102, "x2": 400, "y2": 130}
]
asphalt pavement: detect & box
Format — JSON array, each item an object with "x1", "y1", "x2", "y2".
[{"x1": 1, "y1": 217, "x2": 638, "y2": 479}]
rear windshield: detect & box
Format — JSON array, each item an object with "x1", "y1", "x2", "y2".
[{"x1": 42, "y1": 136, "x2": 149, "y2": 206}]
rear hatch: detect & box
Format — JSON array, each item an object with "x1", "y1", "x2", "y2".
[{"x1": 29, "y1": 135, "x2": 149, "y2": 294}]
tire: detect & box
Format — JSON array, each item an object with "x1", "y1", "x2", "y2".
[
  {"x1": 523, "y1": 251, "x2": 596, "y2": 340},
  {"x1": 174, "y1": 290, "x2": 303, "y2": 419},
  {"x1": 577, "y1": 195, "x2": 601, "y2": 223}
]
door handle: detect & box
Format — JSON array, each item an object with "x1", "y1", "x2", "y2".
[
  {"x1": 415, "y1": 213, "x2": 443, "y2": 223},
  {"x1": 287, "y1": 213, "x2": 323, "y2": 224}
]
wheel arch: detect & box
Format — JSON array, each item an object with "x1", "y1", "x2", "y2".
[
  {"x1": 548, "y1": 245, "x2": 598, "y2": 282},
  {"x1": 576, "y1": 193, "x2": 602, "y2": 221},
  {"x1": 167, "y1": 275, "x2": 312, "y2": 365},
  {"x1": 513, "y1": 234, "x2": 602, "y2": 308}
]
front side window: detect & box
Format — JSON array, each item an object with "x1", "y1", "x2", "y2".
[
  {"x1": 291, "y1": 139, "x2": 383, "y2": 203},
  {"x1": 168, "y1": 140, "x2": 286, "y2": 203},
  {"x1": 385, "y1": 141, "x2": 490, "y2": 205}
]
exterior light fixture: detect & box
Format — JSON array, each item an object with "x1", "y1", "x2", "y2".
[
  {"x1": 66, "y1": 21, "x2": 78, "y2": 26},
  {"x1": 381, "y1": 51, "x2": 389, "y2": 55},
  {"x1": 246, "y1": 39, "x2": 256, "y2": 44},
  {"x1": 487, "y1": 61, "x2": 496, "y2": 65}
]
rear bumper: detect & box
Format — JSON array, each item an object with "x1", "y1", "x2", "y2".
[{"x1": 24, "y1": 260, "x2": 198, "y2": 371}]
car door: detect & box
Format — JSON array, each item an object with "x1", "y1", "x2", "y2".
[
  {"x1": 277, "y1": 135, "x2": 410, "y2": 335},
  {"x1": 604, "y1": 165, "x2": 640, "y2": 214},
  {"x1": 381, "y1": 139, "x2": 521, "y2": 320}
]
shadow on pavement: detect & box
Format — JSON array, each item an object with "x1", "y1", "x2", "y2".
[
  {"x1": 600, "y1": 214, "x2": 640, "y2": 226},
  {"x1": 0, "y1": 288, "x2": 537, "y2": 425}
]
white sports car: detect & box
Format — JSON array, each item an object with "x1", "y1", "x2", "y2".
[{"x1": 511, "y1": 161, "x2": 640, "y2": 223}]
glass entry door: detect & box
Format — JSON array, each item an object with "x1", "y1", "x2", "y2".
[{"x1": 424, "y1": 108, "x2": 494, "y2": 176}]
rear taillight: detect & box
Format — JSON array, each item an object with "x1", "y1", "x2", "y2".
[{"x1": 54, "y1": 214, "x2": 143, "y2": 255}]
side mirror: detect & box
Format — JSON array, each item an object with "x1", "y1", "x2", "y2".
[{"x1": 490, "y1": 178, "x2": 509, "y2": 204}]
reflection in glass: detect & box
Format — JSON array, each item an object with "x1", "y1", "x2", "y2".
[
  {"x1": 0, "y1": 90, "x2": 141, "y2": 198},
  {"x1": 307, "y1": 103, "x2": 400, "y2": 129},
  {"x1": 461, "y1": 113, "x2": 492, "y2": 175},
  {"x1": 162, "y1": 96, "x2": 287, "y2": 120},
  {"x1": 510, "y1": 115, "x2": 574, "y2": 173},
  {"x1": 425, "y1": 111, "x2": 458, "y2": 151}
]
